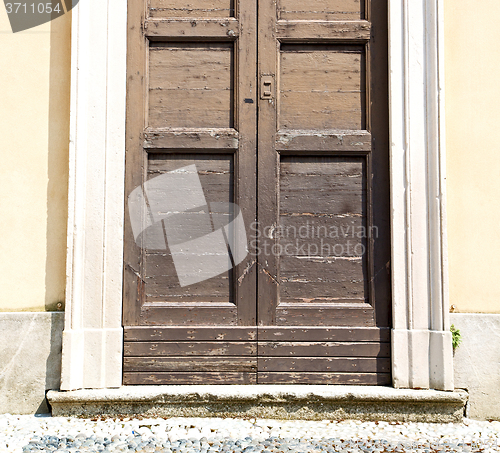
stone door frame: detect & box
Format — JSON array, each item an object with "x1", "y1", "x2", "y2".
[{"x1": 60, "y1": 0, "x2": 453, "y2": 391}]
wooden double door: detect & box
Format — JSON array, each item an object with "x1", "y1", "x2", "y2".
[{"x1": 123, "y1": 0, "x2": 391, "y2": 385}]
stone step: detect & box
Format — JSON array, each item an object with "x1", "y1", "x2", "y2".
[{"x1": 47, "y1": 385, "x2": 468, "y2": 423}]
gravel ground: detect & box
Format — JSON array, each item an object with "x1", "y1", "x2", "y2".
[{"x1": 0, "y1": 414, "x2": 499, "y2": 453}]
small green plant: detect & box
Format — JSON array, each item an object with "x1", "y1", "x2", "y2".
[{"x1": 450, "y1": 324, "x2": 462, "y2": 351}]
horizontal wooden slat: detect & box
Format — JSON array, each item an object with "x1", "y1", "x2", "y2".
[
  {"x1": 124, "y1": 372, "x2": 256, "y2": 385},
  {"x1": 124, "y1": 326, "x2": 257, "y2": 341},
  {"x1": 276, "y1": 20, "x2": 371, "y2": 41},
  {"x1": 124, "y1": 341, "x2": 257, "y2": 356},
  {"x1": 149, "y1": 0, "x2": 234, "y2": 18},
  {"x1": 280, "y1": 257, "x2": 367, "y2": 302},
  {"x1": 258, "y1": 342, "x2": 390, "y2": 357},
  {"x1": 144, "y1": 253, "x2": 232, "y2": 303},
  {"x1": 138, "y1": 304, "x2": 238, "y2": 325},
  {"x1": 280, "y1": 156, "x2": 366, "y2": 216},
  {"x1": 125, "y1": 327, "x2": 389, "y2": 341},
  {"x1": 145, "y1": 18, "x2": 239, "y2": 39},
  {"x1": 149, "y1": 90, "x2": 233, "y2": 128},
  {"x1": 257, "y1": 372, "x2": 391, "y2": 385},
  {"x1": 276, "y1": 305, "x2": 375, "y2": 326},
  {"x1": 278, "y1": 0, "x2": 363, "y2": 21},
  {"x1": 276, "y1": 131, "x2": 371, "y2": 152},
  {"x1": 124, "y1": 356, "x2": 257, "y2": 372},
  {"x1": 258, "y1": 357, "x2": 390, "y2": 373},
  {"x1": 144, "y1": 129, "x2": 239, "y2": 150},
  {"x1": 278, "y1": 214, "x2": 366, "y2": 252},
  {"x1": 257, "y1": 327, "x2": 390, "y2": 342},
  {"x1": 147, "y1": 153, "x2": 233, "y2": 205}
]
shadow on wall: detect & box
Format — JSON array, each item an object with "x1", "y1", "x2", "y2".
[
  {"x1": 38, "y1": 312, "x2": 64, "y2": 414},
  {"x1": 38, "y1": 8, "x2": 71, "y2": 413},
  {"x1": 44, "y1": 8, "x2": 71, "y2": 312}
]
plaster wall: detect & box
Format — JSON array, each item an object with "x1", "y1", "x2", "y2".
[
  {"x1": 444, "y1": 0, "x2": 500, "y2": 314},
  {"x1": 0, "y1": 8, "x2": 71, "y2": 312}
]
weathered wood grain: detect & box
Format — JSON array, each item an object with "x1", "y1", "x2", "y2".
[
  {"x1": 124, "y1": 326, "x2": 257, "y2": 341},
  {"x1": 257, "y1": 327, "x2": 390, "y2": 342},
  {"x1": 144, "y1": 129, "x2": 239, "y2": 150},
  {"x1": 123, "y1": 0, "x2": 148, "y2": 327},
  {"x1": 275, "y1": 305, "x2": 375, "y2": 327},
  {"x1": 148, "y1": 43, "x2": 233, "y2": 128},
  {"x1": 124, "y1": 372, "x2": 256, "y2": 385},
  {"x1": 148, "y1": 155, "x2": 233, "y2": 204},
  {"x1": 256, "y1": 0, "x2": 280, "y2": 328},
  {"x1": 258, "y1": 341, "x2": 390, "y2": 357},
  {"x1": 279, "y1": 45, "x2": 365, "y2": 130},
  {"x1": 276, "y1": 21, "x2": 371, "y2": 41},
  {"x1": 140, "y1": 304, "x2": 238, "y2": 325},
  {"x1": 145, "y1": 277, "x2": 232, "y2": 303},
  {"x1": 276, "y1": 131, "x2": 372, "y2": 152},
  {"x1": 281, "y1": 158, "x2": 364, "y2": 176},
  {"x1": 278, "y1": 156, "x2": 368, "y2": 305},
  {"x1": 258, "y1": 357, "x2": 390, "y2": 373},
  {"x1": 279, "y1": 255, "x2": 367, "y2": 301},
  {"x1": 145, "y1": 18, "x2": 239, "y2": 38},
  {"x1": 280, "y1": 156, "x2": 366, "y2": 215},
  {"x1": 149, "y1": 0, "x2": 234, "y2": 18},
  {"x1": 142, "y1": 154, "x2": 234, "y2": 303},
  {"x1": 124, "y1": 356, "x2": 257, "y2": 372},
  {"x1": 277, "y1": 214, "x2": 367, "y2": 252},
  {"x1": 278, "y1": 0, "x2": 364, "y2": 21},
  {"x1": 124, "y1": 0, "x2": 392, "y2": 385},
  {"x1": 124, "y1": 341, "x2": 257, "y2": 356},
  {"x1": 257, "y1": 372, "x2": 391, "y2": 385}
]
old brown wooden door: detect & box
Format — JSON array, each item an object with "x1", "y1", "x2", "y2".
[{"x1": 123, "y1": 0, "x2": 391, "y2": 385}]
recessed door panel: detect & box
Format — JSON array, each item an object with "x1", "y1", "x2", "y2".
[
  {"x1": 279, "y1": 45, "x2": 365, "y2": 130},
  {"x1": 278, "y1": 0, "x2": 364, "y2": 20},
  {"x1": 149, "y1": 0, "x2": 235, "y2": 18}
]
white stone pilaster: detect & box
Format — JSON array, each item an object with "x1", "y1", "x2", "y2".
[
  {"x1": 388, "y1": 0, "x2": 453, "y2": 390},
  {"x1": 61, "y1": 0, "x2": 127, "y2": 390}
]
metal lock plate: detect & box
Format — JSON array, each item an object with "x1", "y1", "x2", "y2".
[{"x1": 260, "y1": 75, "x2": 274, "y2": 100}]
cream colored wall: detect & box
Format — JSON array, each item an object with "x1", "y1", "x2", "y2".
[
  {"x1": 0, "y1": 9, "x2": 70, "y2": 311},
  {"x1": 445, "y1": 0, "x2": 500, "y2": 313}
]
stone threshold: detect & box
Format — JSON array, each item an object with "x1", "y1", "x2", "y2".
[{"x1": 47, "y1": 386, "x2": 468, "y2": 423}]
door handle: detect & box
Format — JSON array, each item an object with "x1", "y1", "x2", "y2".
[{"x1": 260, "y1": 75, "x2": 274, "y2": 100}]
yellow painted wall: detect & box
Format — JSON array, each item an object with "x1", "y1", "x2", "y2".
[
  {"x1": 0, "y1": 8, "x2": 70, "y2": 311},
  {"x1": 445, "y1": 0, "x2": 500, "y2": 313},
  {"x1": 0, "y1": 1, "x2": 498, "y2": 314}
]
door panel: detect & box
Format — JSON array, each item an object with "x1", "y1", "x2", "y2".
[
  {"x1": 256, "y1": 0, "x2": 390, "y2": 383},
  {"x1": 279, "y1": 156, "x2": 368, "y2": 305},
  {"x1": 279, "y1": 45, "x2": 365, "y2": 130},
  {"x1": 124, "y1": 0, "x2": 390, "y2": 386},
  {"x1": 148, "y1": 43, "x2": 234, "y2": 128},
  {"x1": 143, "y1": 155, "x2": 234, "y2": 307},
  {"x1": 278, "y1": 0, "x2": 364, "y2": 20},
  {"x1": 123, "y1": 0, "x2": 257, "y2": 384},
  {"x1": 149, "y1": 0, "x2": 235, "y2": 18}
]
